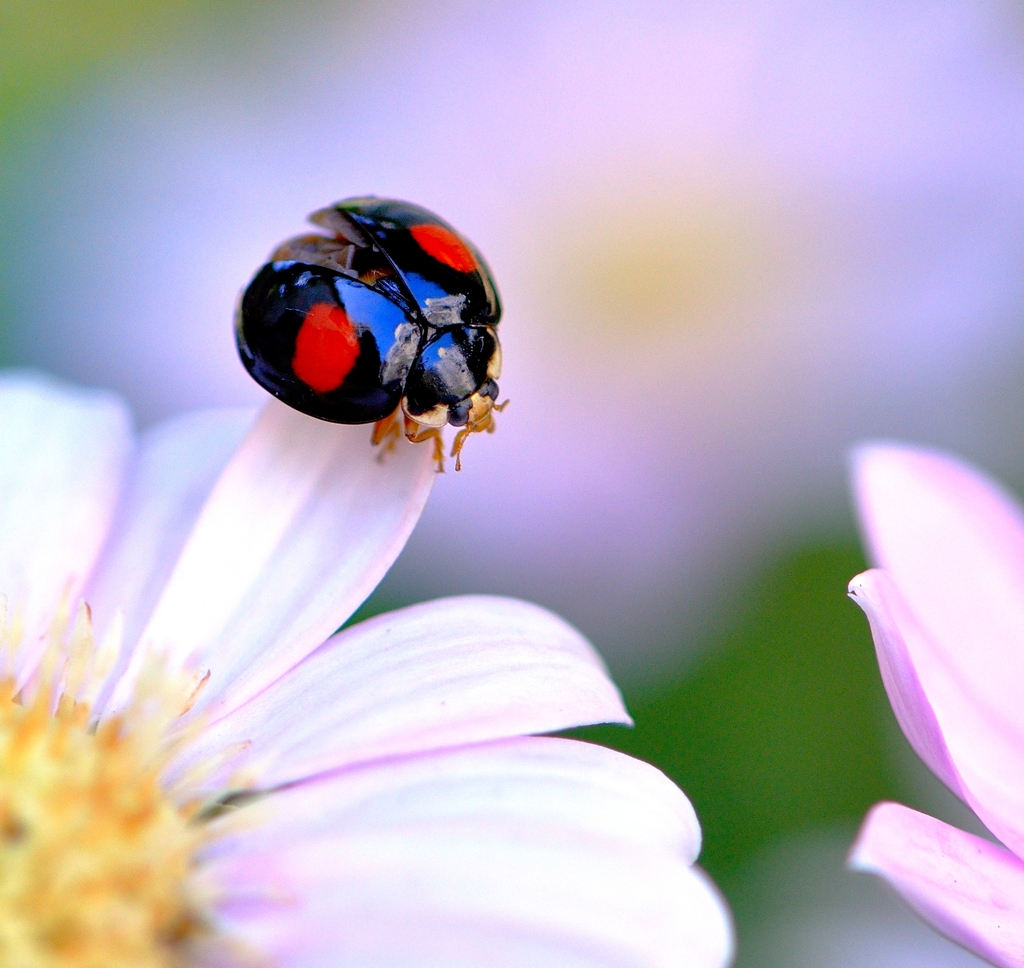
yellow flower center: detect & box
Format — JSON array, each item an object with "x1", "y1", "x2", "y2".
[{"x1": 0, "y1": 597, "x2": 215, "y2": 968}]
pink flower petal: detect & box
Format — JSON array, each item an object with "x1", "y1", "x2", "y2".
[
  {"x1": 169, "y1": 597, "x2": 630, "y2": 792},
  {"x1": 850, "y1": 801, "x2": 1024, "y2": 968},
  {"x1": 205, "y1": 737, "x2": 701, "y2": 864},
  {"x1": 853, "y1": 445, "x2": 1024, "y2": 854},
  {"x1": 0, "y1": 373, "x2": 132, "y2": 679},
  {"x1": 854, "y1": 443, "x2": 1024, "y2": 746},
  {"x1": 202, "y1": 743, "x2": 731, "y2": 968},
  {"x1": 847, "y1": 569, "x2": 964, "y2": 799},
  {"x1": 82, "y1": 407, "x2": 255, "y2": 709},
  {"x1": 850, "y1": 567, "x2": 1024, "y2": 856},
  {"x1": 108, "y1": 399, "x2": 435, "y2": 720}
]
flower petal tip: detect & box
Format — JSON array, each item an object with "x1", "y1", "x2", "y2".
[
  {"x1": 846, "y1": 569, "x2": 893, "y2": 627},
  {"x1": 846, "y1": 800, "x2": 894, "y2": 874},
  {"x1": 849, "y1": 439, "x2": 951, "y2": 483},
  {"x1": 847, "y1": 568, "x2": 878, "y2": 603}
]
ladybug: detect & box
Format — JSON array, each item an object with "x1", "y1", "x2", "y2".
[{"x1": 235, "y1": 197, "x2": 505, "y2": 471}]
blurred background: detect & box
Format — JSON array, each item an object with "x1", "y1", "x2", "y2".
[{"x1": 2, "y1": 1, "x2": 1022, "y2": 963}]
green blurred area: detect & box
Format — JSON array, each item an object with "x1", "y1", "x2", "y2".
[
  {"x1": 0, "y1": 0, "x2": 280, "y2": 127},
  {"x1": 0, "y1": 1, "x2": 197, "y2": 359}
]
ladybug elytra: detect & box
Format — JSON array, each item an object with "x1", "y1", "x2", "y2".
[{"x1": 235, "y1": 197, "x2": 504, "y2": 471}]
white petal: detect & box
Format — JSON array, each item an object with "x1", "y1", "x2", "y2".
[
  {"x1": 169, "y1": 596, "x2": 629, "y2": 792},
  {"x1": 0, "y1": 373, "x2": 131, "y2": 678},
  {"x1": 81, "y1": 407, "x2": 256, "y2": 710},
  {"x1": 205, "y1": 802, "x2": 731, "y2": 968},
  {"x1": 108, "y1": 399, "x2": 434, "y2": 720},
  {"x1": 205, "y1": 736, "x2": 701, "y2": 864}
]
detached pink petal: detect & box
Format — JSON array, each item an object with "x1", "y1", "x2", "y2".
[
  {"x1": 108, "y1": 399, "x2": 435, "y2": 720},
  {"x1": 850, "y1": 566, "x2": 1024, "y2": 858},
  {"x1": 850, "y1": 802, "x2": 1024, "y2": 968},
  {"x1": 202, "y1": 740, "x2": 730, "y2": 968},
  {"x1": 82, "y1": 407, "x2": 256, "y2": 705},
  {"x1": 853, "y1": 446, "x2": 1024, "y2": 854},
  {"x1": 0, "y1": 374, "x2": 132, "y2": 680},
  {"x1": 854, "y1": 444, "x2": 1024, "y2": 743},
  {"x1": 847, "y1": 569, "x2": 964, "y2": 799},
  {"x1": 170, "y1": 597, "x2": 630, "y2": 793}
]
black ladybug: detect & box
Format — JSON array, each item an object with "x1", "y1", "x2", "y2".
[{"x1": 235, "y1": 197, "x2": 505, "y2": 470}]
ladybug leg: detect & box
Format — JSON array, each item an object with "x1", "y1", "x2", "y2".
[
  {"x1": 399, "y1": 402, "x2": 449, "y2": 472},
  {"x1": 421, "y1": 429, "x2": 446, "y2": 472},
  {"x1": 372, "y1": 408, "x2": 446, "y2": 471},
  {"x1": 402, "y1": 416, "x2": 446, "y2": 473},
  {"x1": 371, "y1": 408, "x2": 403, "y2": 459},
  {"x1": 450, "y1": 396, "x2": 509, "y2": 471},
  {"x1": 450, "y1": 426, "x2": 472, "y2": 472}
]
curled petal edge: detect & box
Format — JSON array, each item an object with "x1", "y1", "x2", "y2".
[
  {"x1": 848, "y1": 569, "x2": 964, "y2": 798},
  {"x1": 850, "y1": 568, "x2": 1024, "y2": 857}
]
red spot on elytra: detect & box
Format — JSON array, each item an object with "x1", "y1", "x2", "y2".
[
  {"x1": 292, "y1": 302, "x2": 360, "y2": 393},
  {"x1": 410, "y1": 223, "x2": 477, "y2": 273}
]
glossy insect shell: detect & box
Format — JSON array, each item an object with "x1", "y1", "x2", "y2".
[
  {"x1": 338, "y1": 197, "x2": 501, "y2": 328},
  {"x1": 235, "y1": 197, "x2": 502, "y2": 425}
]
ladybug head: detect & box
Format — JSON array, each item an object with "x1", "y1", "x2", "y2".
[{"x1": 401, "y1": 326, "x2": 500, "y2": 426}]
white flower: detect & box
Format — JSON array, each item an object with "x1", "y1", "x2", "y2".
[{"x1": 0, "y1": 371, "x2": 732, "y2": 967}]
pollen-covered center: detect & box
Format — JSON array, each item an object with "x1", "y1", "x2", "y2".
[{"x1": 0, "y1": 599, "x2": 211, "y2": 968}]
